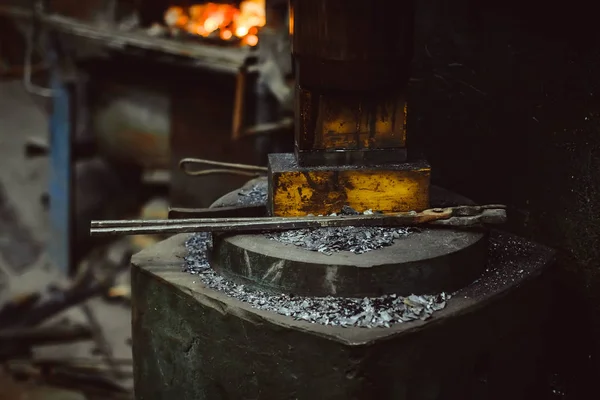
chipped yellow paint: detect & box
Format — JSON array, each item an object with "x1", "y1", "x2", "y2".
[{"x1": 270, "y1": 167, "x2": 430, "y2": 217}]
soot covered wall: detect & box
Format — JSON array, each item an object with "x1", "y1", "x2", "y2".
[{"x1": 411, "y1": 0, "x2": 600, "y2": 392}]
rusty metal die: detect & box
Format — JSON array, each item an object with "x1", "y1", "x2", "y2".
[
  {"x1": 267, "y1": 153, "x2": 430, "y2": 216},
  {"x1": 294, "y1": 87, "x2": 408, "y2": 164},
  {"x1": 290, "y1": 0, "x2": 414, "y2": 167}
]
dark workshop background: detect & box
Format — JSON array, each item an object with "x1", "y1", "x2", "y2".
[
  {"x1": 1, "y1": 0, "x2": 600, "y2": 397},
  {"x1": 410, "y1": 0, "x2": 600, "y2": 394}
]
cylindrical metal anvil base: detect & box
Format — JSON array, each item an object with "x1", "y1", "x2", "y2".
[
  {"x1": 210, "y1": 185, "x2": 487, "y2": 298},
  {"x1": 131, "y1": 232, "x2": 554, "y2": 400}
]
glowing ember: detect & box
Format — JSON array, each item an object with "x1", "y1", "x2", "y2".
[{"x1": 164, "y1": 0, "x2": 265, "y2": 46}]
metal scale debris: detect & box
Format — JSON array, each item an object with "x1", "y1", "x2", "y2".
[{"x1": 92, "y1": 0, "x2": 556, "y2": 398}]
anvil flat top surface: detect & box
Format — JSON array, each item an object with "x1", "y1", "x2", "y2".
[
  {"x1": 211, "y1": 227, "x2": 487, "y2": 297},
  {"x1": 131, "y1": 231, "x2": 554, "y2": 345},
  {"x1": 224, "y1": 229, "x2": 478, "y2": 266}
]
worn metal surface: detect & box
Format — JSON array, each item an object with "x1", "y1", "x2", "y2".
[
  {"x1": 268, "y1": 153, "x2": 430, "y2": 216},
  {"x1": 131, "y1": 231, "x2": 554, "y2": 399},
  {"x1": 295, "y1": 147, "x2": 410, "y2": 168},
  {"x1": 210, "y1": 227, "x2": 486, "y2": 297},
  {"x1": 295, "y1": 89, "x2": 407, "y2": 154},
  {"x1": 263, "y1": 0, "x2": 427, "y2": 225},
  {"x1": 291, "y1": 0, "x2": 413, "y2": 167}
]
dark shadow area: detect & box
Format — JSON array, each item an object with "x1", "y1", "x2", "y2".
[{"x1": 410, "y1": 1, "x2": 600, "y2": 396}]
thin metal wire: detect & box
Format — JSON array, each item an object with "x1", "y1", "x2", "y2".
[
  {"x1": 182, "y1": 168, "x2": 265, "y2": 177},
  {"x1": 179, "y1": 157, "x2": 268, "y2": 177}
]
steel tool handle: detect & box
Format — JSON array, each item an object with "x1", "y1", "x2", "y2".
[{"x1": 428, "y1": 209, "x2": 507, "y2": 226}]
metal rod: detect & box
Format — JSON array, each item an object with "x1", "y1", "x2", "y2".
[
  {"x1": 92, "y1": 215, "x2": 291, "y2": 227},
  {"x1": 92, "y1": 205, "x2": 506, "y2": 228},
  {"x1": 90, "y1": 218, "x2": 424, "y2": 236},
  {"x1": 179, "y1": 158, "x2": 268, "y2": 177},
  {"x1": 90, "y1": 206, "x2": 507, "y2": 237},
  {"x1": 91, "y1": 209, "x2": 457, "y2": 237},
  {"x1": 182, "y1": 168, "x2": 265, "y2": 177}
]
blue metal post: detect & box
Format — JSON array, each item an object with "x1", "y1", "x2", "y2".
[{"x1": 48, "y1": 66, "x2": 73, "y2": 275}]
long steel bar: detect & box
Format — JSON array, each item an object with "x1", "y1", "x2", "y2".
[
  {"x1": 93, "y1": 205, "x2": 505, "y2": 227},
  {"x1": 90, "y1": 206, "x2": 506, "y2": 237}
]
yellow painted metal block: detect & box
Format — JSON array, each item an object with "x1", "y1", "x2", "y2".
[{"x1": 268, "y1": 153, "x2": 430, "y2": 217}]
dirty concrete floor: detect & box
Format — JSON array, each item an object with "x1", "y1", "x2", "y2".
[{"x1": 0, "y1": 80, "x2": 132, "y2": 380}]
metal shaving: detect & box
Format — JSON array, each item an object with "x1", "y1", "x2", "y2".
[
  {"x1": 266, "y1": 208, "x2": 412, "y2": 255},
  {"x1": 464, "y1": 234, "x2": 539, "y2": 298},
  {"x1": 184, "y1": 233, "x2": 448, "y2": 328},
  {"x1": 266, "y1": 226, "x2": 412, "y2": 255},
  {"x1": 184, "y1": 232, "x2": 212, "y2": 274},
  {"x1": 237, "y1": 183, "x2": 268, "y2": 206}
]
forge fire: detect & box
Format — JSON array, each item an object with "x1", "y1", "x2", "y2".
[{"x1": 164, "y1": 0, "x2": 265, "y2": 46}]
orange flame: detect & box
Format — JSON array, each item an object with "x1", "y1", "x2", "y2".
[{"x1": 164, "y1": 0, "x2": 265, "y2": 46}]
